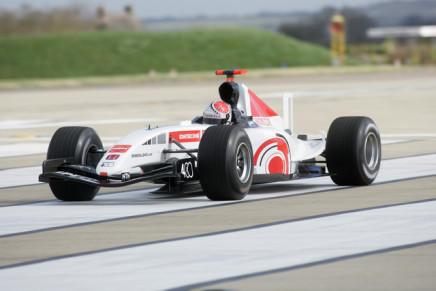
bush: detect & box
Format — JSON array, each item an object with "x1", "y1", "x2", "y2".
[
  {"x1": 0, "y1": 28, "x2": 332, "y2": 79},
  {"x1": 0, "y1": 4, "x2": 93, "y2": 35}
]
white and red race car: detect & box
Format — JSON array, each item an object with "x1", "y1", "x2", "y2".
[{"x1": 39, "y1": 69, "x2": 381, "y2": 201}]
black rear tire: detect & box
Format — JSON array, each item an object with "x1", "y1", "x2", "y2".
[
  {"x1": 47, "y1": 127, "x2": 103, "y2": 201},
  {"x1": 198, "y1": 125, "x2": 253, "y2": 200},
  {"x1": 326, "y1": 116, "x2": 381, "y2": 186}
]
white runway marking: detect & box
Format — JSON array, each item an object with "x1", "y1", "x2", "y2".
[
  {"x1": 0, "y1": 137, "x2": 121, "y2": 142},
  {"x1": 0, "y1": 118, "x2": 167, "y2": 130},
  {"x1": 260, "y1": 81, "x2": 436, "y2": 99},
  {"x1": 0, "y1": 125, "x2": 429, "y2": 160},
  {"x1": 382, "y1": 133, "x2": 436, "y2": 138},
  {"x1": 1, "y1": 201, "x2": 435, "y2": 290},
  {"x1": 381, "y1": 139, "x2": 408, "y2": 145},
  {"x1": 0, "y1": 143, "x2": 48, "y2": 158},
  {"x1": 0, "y1": 178, "x2": 335, "y2": 236},
  {"x1": 0, "y1": 140, "x2": 115, "y2": 159},
  {"x1": 0, "y1": 166, "x2": 42, "y2": 188},
  {"x1": 0, "y1": 154, "x2": 436, "y2": 237},
  {"x1": 0, "y1": 138, "x2": 408, "y2": 184}
]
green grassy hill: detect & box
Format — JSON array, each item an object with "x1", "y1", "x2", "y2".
[{"x1": 0, "y1": 28, "x2": 332, "y2": 79}]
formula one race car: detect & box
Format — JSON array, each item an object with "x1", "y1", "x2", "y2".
[{"x1": 39, "y1": 69, "x2": 381, "y2": 201}]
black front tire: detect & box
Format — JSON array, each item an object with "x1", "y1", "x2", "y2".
[
  {"x1": 198, "y1": 125, "x2": 253, "y2": 200},
  {"x1": 47, "y1": 127, "x2": 103, "y2": 201},
  {"x1": 326, "y1": 116, "x2": 381, "y2": 186}
]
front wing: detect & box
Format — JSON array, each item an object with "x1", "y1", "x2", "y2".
[{"x1": 39, "y1": 157, "x2": 198, "y2": 187}]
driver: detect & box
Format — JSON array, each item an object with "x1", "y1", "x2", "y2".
[{"x1": 202, "y1": 101, "x2": 232, "y2": 125}]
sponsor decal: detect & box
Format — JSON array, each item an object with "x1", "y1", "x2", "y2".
[
  {"x1": 106, "y1": 154, "x2": 120, "y2": 160},
  {"x1": 253, "y1": 117, "x2": 272, "y2": 127},
  {"x1": 169, "y1": 130, "x2": 201, "y2": 143},
  {"x1": 131, "y1": 153, "x2": 152, "y2": 158},
  {"x1": 176, "y1": 158, "x2": 197, "y2": 180},
  {"x1": 204, "y1": 114, "x2": 222, "y2": 119},
  {"x1": 180, "y1": 133, "x2": 200, "y2": 140},
  {"x1": 100, "y1": 162, "x2": 115, "y2": 167},
  {"x1": 180, "y1": 161, "x2": 194, "y2": 179},
  {"x1": 254, "y1": 137, "x2": 290, "y2": 175},
  {"x1": 109, "y1": 145, "x2": 131, "y2": 153},
  {"x1": 121, "y1": 172, "x2": 130, "y2": 182},
  {"x1": 213, "y1": 101, "x2": 230, "y2": 114}
]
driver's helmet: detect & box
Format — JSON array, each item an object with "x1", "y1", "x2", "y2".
[{"x1": 203, "y1": 101, "x2": 232, "y2": 125}]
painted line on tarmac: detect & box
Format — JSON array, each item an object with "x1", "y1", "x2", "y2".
[
  {"x1": 0, "y1": 137, "x2": 121, "y2": 142},
  {"x1": 0, "y1": 166, "x2": 42, "y2": 188},
  {"x1": 259, "y1": 81, "x2": 436, "y2": 99},
  {"x1": 0, "y1": 143, "x2": 48, "y2": 159},
  {"x1": 1, "y1": 200, "x2": 435, "y2": 290},
  {"x1": 0, "y1": 177, "x2": 335, "y2": 237},
  {"x1": 0, "y1": 132, "x2": 431, "y2": 160},
  {"x1": 0, "y1": 154, "x2": 436, "y2": 238},
  {"x1": 0, "y1": 134, "x2": 433, "y2": 143},
  {"x1": 382, "y1": 133, "x2": 436, "y2": 138},
  {"x1": 0, "y1": 186, "x2": 159, "y2": 208},
  {"x1": 0, "y1": 138, "x2": 409, "y2": 187},
  {"x1": 175, "y1": 238, "x2": 436, "y2": 291},
  {"x1": 0, "y1": 118, "x2": 167, "y2": 130},
  {"x1": 2, "y1": 197, "x2": 435, "y2": 270},
  {"x1": 0, "y1": 139, "x2": 117, "y2": 159}
]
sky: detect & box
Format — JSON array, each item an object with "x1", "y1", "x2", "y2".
[{"x1": 0, "y1": 0, "x2": 424, "y2": 19}]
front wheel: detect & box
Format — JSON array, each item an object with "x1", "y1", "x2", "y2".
[
  {"x1": 198, "y1": 125, "x2": 253, "y2": 200},
  {"x1": 326, "y1": 116, "x2": 381, "y2": 186},
  {"x1": 47, "y1": 127, "x2": 103, "y2": 201}
]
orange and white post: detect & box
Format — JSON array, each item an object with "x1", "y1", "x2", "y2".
[{"x1": 330, "y1": 12, "x2": 346, "y2": 66}]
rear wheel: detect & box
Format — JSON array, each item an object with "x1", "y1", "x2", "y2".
[
  {"x1": 198, "y1": 125, "x2": 253, "y2": 200},
  {"x1": 47, "y1": 127, "x2": 103, "y2": 201},
  {"x1": 326, "y1": 116, "x2": 381, "y2": 185}
]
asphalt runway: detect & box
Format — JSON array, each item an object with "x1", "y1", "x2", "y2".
[{"x1": 1, "y1": 68, "x2": 436, "y2": 290}]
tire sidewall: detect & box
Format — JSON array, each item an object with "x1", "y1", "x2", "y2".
[
  {"x1": 47, "y1": 127, "x2": 102, "y2": 201},
  {"x1": 326, "y1": 116, "x2": 381, "y2": 186},
  {"x1": 198, "y1": 125, "x2": 254, "y2": 200},
  {"x1": 356, "y1": 121, "x2": 381, "y2": 184},
  {"x1": 225, "y1": 128, "x2": 254, "y2": 196},
  {"x1": 75, "y1": 128, "x2": 103, "y2": 167}
]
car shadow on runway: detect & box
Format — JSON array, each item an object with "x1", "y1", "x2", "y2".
[
  {"x1": 69, "y1": 181, "x2": 336, "y2": 205},
  {"x1": 248, "y1": 182, "x2": 335, "y2": 195}
]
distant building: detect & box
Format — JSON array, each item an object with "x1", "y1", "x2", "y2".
[
  {"x1": 367, "y1": 26, "x2": 436, "y2": 39},
  {"x1": 96, "y1": 5, "x2": 144, "y2": 31},
  {"x1": 367, "y1": 25, "x2": 436, "y2": 49}
]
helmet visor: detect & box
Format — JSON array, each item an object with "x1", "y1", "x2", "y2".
[{"x1": 203, "y1": 117, "x2": 227, "y2": 125}]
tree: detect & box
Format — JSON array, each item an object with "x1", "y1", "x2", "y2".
[
  {"x1": 401, "y1": 14, "x2": 435, "y2": 26},
  {"x1": 279, "y1": 7, "x2": 334, "y2": 46},
  {"x1": 342, "y1": 7, "x2": 376, "y2": 44},
  {"x1": 0, "y1": 4, "x2": 93, "y2": 35},
  {"x1": 279, "y1": 7, "x2": 376, "y2": 46}
]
